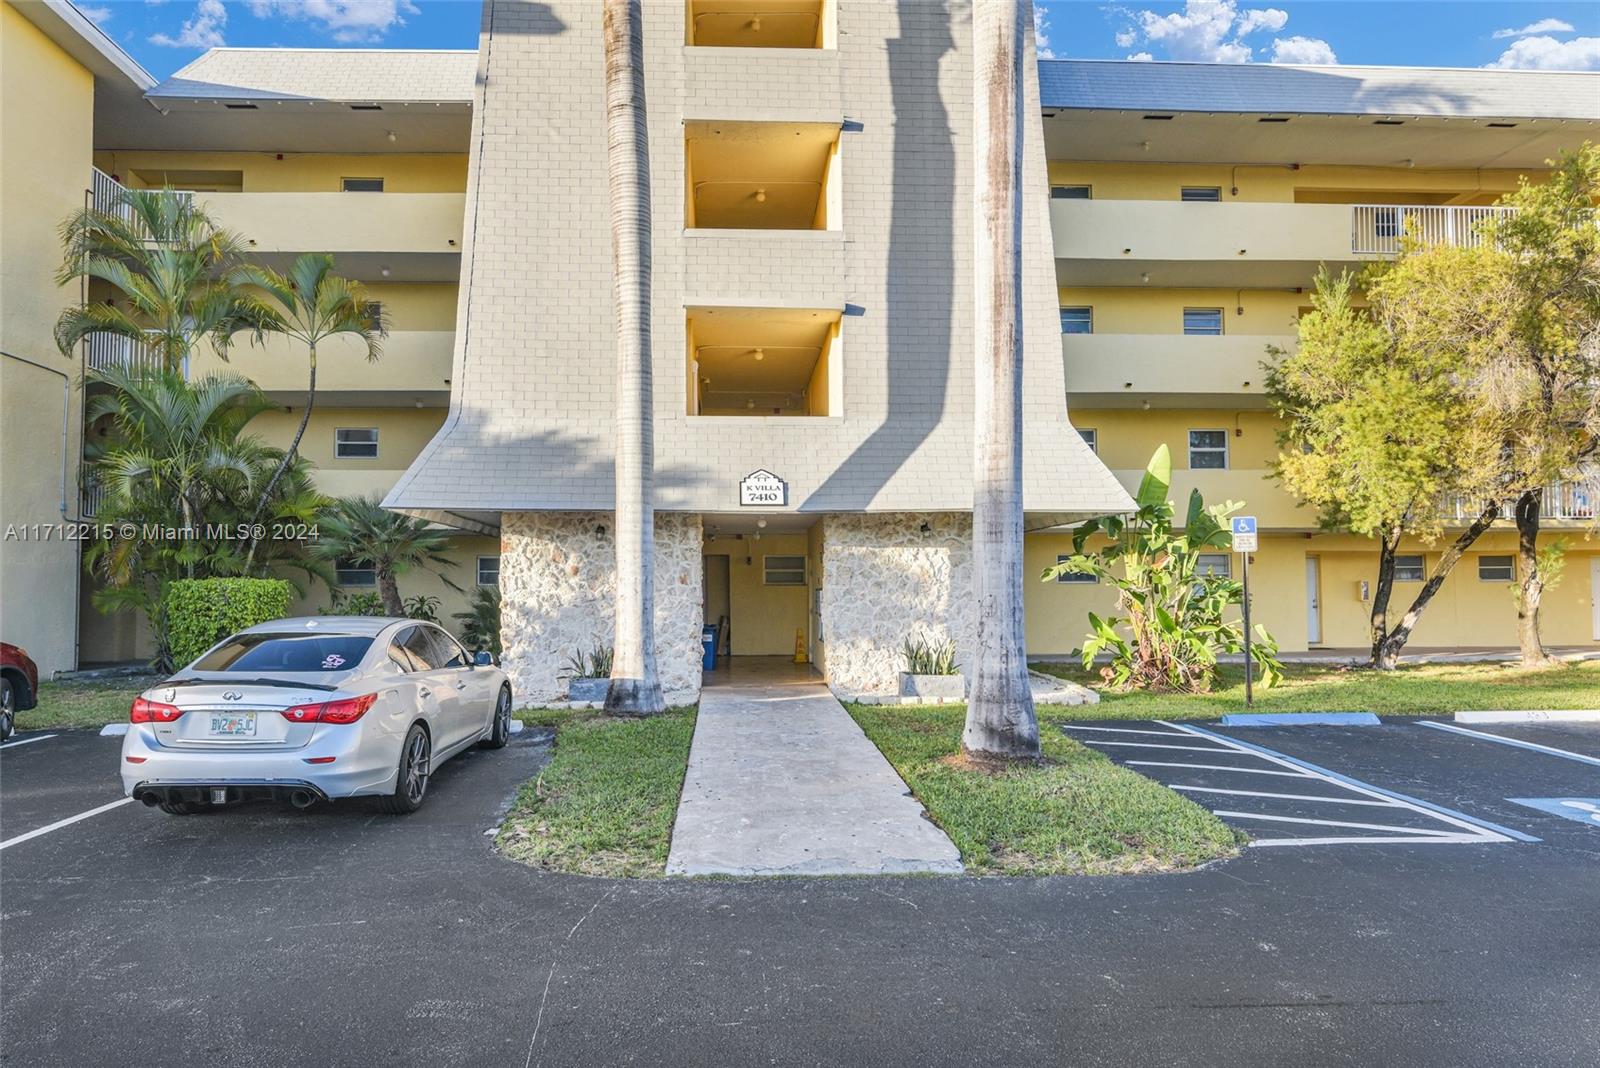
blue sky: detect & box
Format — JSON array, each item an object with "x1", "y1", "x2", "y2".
[{"x1": 83, "y1": 1, "x2": 1600, "y2": 80}]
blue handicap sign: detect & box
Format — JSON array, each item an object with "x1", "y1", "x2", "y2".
[
  {"x1": 1507, "y1": 798, "x2": 1600, "y2": 827},
  {"x1": 1231, "y1": 516, "x2": 1257, "y2": 536}
]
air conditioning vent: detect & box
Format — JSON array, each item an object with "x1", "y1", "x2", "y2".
[
  {"x1": 349, "y1": 104, "x2": 384, "y2": 111},
  {"x1": 223, "y1": 103, "x2": 259, "y2": 110}
]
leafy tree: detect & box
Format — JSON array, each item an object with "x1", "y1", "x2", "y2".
[
  {"x1": 453, "y1": 586, "x2": 502, "y2": 658},
  {"x1": 1043, "y1": 446, "x2": 1284, "y2": 693},
  {"x1": 311, "y1": 496, "x2": 457, "y2": 617},
  {"x1": 1268, "y1": 264, "x2": 1505, "y2": 669},
  {"x1": 55, "y1": 187, "x2": 270, "y2": 372},
  {"x1": 225, "y1": 253, "x2": 385, "y2": 566}
]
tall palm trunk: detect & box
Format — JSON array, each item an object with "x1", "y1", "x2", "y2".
[
  {"x1": 1514, "y1": 489, "x2": 1554, "y2": 666},
  {"x1": 963, "y1": 0, "x2": 1039, "y2": 761},
  {"x1": 377, "y1": 565, "x2": 404, "y2": 618},
  {"x1": 246, "y1": 344, "x2": 317, "y2": 569},
  {"x1": 602, "y1": 0, "x2": 664, "y2": 715}
]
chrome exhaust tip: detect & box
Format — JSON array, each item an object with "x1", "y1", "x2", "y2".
[{"x1": 288, "y1": 789, "x2": 316, "y2": 810}]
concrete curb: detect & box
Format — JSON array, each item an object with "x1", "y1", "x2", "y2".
[
  {"x1": 1454, "y1": 709, "x2": 1600, "y2": 725},
  {"x1": 1219, "y1": 712, "x2": 1380, "y2": 727}
]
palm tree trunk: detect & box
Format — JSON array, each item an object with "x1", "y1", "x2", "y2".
[
  {"x1": 246, "y1": 344, "x2": 317, "y2": 570},
  {"x1": 962, "y1": 0, "x2": 1039, "y2": 762},
  {"x1": 377, "y1": 566, "x2": 403, "y2": 618},
  {"x1": 1514, "y1": 489, "x2": 1554, "y2": 666},
  {"x1": 601, "y1": 0, "x2": 664, "y2": 716}
]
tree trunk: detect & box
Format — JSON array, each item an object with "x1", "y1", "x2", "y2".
[
  {"x1": 1375, "y1": 503, "x2": 1497, "y2": 668},
  {"x1": 377, "y1": 567, "x2": 403, "y2": 618},
  {"x1": 1514, "y1": 488, "x2": 1554, "y2": 667},
  {"x1": 1367, "y1": 528, "x2": 1400, "y2": 668},
  {"x1": 601, "y1": 0, "x2": 664, "y2": 716},
  {"x1": 246, "y1": 344, "x2": 317, "y2": 570},
  {"x1": 962, "y1": 0, "x2": 1039, "y2": 762}
]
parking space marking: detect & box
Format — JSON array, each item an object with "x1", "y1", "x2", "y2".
[
  {"x1": 1125, "y1": 761, "x2": 1316, "y2": 779},
  {"x1": 1416, "y1": 721, "x2": 1600, "y2": 768},
  {"x1": 0, "y1": 734, "x2": 57, "y2": 751},
  {"x1": 1076, "y1": 741, "x2": 1237, "y2": 752},
  {"x1": 1507, "y1": 798, "x2": 1600, "y2": 827},
  {"x1": 0, "y1": 798, "x2": 134, "y2": 851},
  {"x1": 1170, "y1": 785, "x2": 1403, "y2": 807}
]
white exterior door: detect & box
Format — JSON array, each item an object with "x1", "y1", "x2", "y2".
[
  {"x1": 1591, "y1": 558, "x2": 1600, "y2": 641},
  {"x1": 1306, "y1": 556, "x2": 1323, "y2": 645}
]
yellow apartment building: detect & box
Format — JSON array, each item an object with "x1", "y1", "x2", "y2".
[{"x1": 3, "y1": 0, "x2": 1597, "y2": 687}]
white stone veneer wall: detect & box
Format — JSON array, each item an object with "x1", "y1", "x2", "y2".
[
  {"x1": 821, "y1": 513, "x2": 975, "y2": 697},
  {"x1": 500, "y1": 511, "x2": 703, "y2": 706}
]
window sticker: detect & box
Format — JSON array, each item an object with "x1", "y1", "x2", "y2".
[{"x1": 321, "y1": 654, "x2": 347, "y2": 670}]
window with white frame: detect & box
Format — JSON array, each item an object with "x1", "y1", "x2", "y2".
[
  {"x1": 335, "y1": 557, "x2": 375, "y2": 586},
  {"x1": 1188, "y1": 429, "x2": 1228, "y2": 469},
  {"x1": 476, "y1": 555, "x2": 500, "y2": 587},
  {"x1": 334, "y1": 427, "x2": 379, "y2": 459},
  {"x1": 1055, "y1": 554, "x2": 1097, "y2": 584},
  {"x1": 1059, "y1": 306, "x2": 1093, "y2": 334},
  {"x1": 1077, "y1": 427, "x2": 1097, "y2": 453},
  {"x1": 1180, "y1": 186, "x2": 1222, "y2": 202},
  {"x1": 1183, "y1": 308, "x2": 1225, "y2": 335},
  {"x1": 1196, "y1": 553, "x2": 1232, "y2": 579},
  {"x1": 763, "y1": 555, "x2": 806, "y2": 586},
  {"x1": 1478, "y1": 555, "x2": 1514, "y2": 582},
  {"x1": 1050, "y1": 185, "x2": 1091, "y2": 199},
  {"x1": 1394, "y1": 555, "x2": 1426, "y2": 582}
]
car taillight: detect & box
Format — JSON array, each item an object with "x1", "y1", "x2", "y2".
[
  {"x1": 280, "y1": 693, "x2": 377, "y2": 725},
  {"x1": 130, "y1": 696, "x2": 183, "y2": 723}
]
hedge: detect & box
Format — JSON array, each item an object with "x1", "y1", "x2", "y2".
[{"x1": 166, "y1": 578, "x2": 294, "y2": 668}]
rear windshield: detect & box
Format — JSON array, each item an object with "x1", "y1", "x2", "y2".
[{"x1": 191, "y1": 634, "x2": 374, "y2": 673}]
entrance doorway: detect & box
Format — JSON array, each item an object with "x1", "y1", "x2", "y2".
[
  {"x1": 703, "y1": 554, "x2": 730, "y2": 663},
  {"x1": 701, "y1": 515, "x2": 820, "y2": 678},
  {"x1": 1306, "y1": 556, "x2": 1323, "y2": 645}
]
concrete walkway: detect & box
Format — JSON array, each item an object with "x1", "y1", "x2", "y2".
[{"x1": 666, "y1": 664, "x2": 962, "y2": 877}]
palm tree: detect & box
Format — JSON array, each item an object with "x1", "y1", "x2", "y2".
[
  {"x1": 311, "y1": 496, "x2": 457, "y2": 617},
  {"x1": 226, "y1": 253, "x2": 385, "y2": 565},
  {"x1": 55, "y1": 186, "x2": 270, "y2": 372},
  {"x1": 601, "y1": 0, "x2": 664, "y2": 715},
  {"x1": 962, "y1": 0, "x2": 1040, "y2": 762},
  {"x1": 453, "y1": 586, "x2": 502, "y2": 658}
]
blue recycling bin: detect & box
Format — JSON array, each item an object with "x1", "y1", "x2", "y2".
[{"x1": 701, "y1": 624, "x2": 719, "y2": 671}]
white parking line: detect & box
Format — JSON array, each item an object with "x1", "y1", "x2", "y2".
[
  {"x1": 1061, "y1": 725, "x2": 1206, "y2": 737},
  {"x1": 1125, "y1": 761, "x2": 1315, "y2": 779},
  {"x1": 1209, "y1": 811, "x2": 1483, "y2": 837},
  {"x1": 0, "y1": 798, "x2": 134, "y2": 851},
  {"x1": 1169, "y1": 785, "x2": 1403, "y2": 807},
  {"x1": 1416, "y1": 721, "x2": 1600, "y2": 769},
  {"x1": 0, "y1": 734, "x2": 57, "y2": 751},
  {"x1": 1079, "y1": 741, "x2": 1236, "y2": 752}
]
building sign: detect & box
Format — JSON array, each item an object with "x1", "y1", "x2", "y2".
[
  {"x1": 1231, "y1": 516, "x2": 1258, "y2": 553},
  {"x1": 739, "y1": 469, "x2": 787, "y2": 507}
]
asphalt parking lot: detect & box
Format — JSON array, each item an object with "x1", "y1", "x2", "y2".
[{"x1": 2, "y1": 716, "x2": 1598, "y2": 1067}]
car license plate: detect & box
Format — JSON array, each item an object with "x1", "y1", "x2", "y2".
[{"x1": 209, "y1": 712, "x2": 257, "y2": 737}]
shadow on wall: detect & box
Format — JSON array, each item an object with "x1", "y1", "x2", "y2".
[{"x1": 805, "y1": 0, "x2": 957, "y2": 511}]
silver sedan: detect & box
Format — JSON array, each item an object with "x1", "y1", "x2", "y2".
[{"x1": 121, "y1": 616, "x2": 512, "y2": 815}]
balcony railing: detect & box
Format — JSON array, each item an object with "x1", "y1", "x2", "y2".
[
  {"x1": 85, "y1": 332, "x2": 174, "y2": 376},
  {"x1": 1443, "y1": 469, "x2": 1600, "y2": 524},
  {"x1": 91, "y1": 167, "x2": 194, "y2": 237},
  {"x1": 80, "y1": 475, "x2": 106, "y2": 520},
  {"x1": 1351, "y1": 205, "x2": 1514, "y2": 256}
]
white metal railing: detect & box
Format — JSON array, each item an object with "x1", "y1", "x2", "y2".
[
  {"x1": 85, "y1": 332, "x2": 172, "y2": 375},
  {"x1": 1443, "y1": 469, "x2": 1600, "y2": 524},
  {"x1": 80, "y1": 473, "x2": 107, "y2": 520},
  {"x1": 90, "y1": 166, "x2": 194, "y2": 236},
  {"x1": 1351, "y1": 204, "x2": 1514, "y2": 255}
]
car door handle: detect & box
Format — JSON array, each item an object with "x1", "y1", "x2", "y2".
[
  {"x1": 419, "y1": 687, "x2": 432, "y2": 698},
  {"x1": 454, "y1": 680, "x2": 467, "y2": 690}
]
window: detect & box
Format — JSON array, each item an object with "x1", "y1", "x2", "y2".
[
  {"x1": 397, "y1": 626, "x2": 440, "y2": 670},
  {"x1": 341, "y1": 177, "x2": 384, "y2": 192},
  {"x1": 1394, "y1": 555, "x2": 1426, "y2": 582},
  {"x1": 1183, "y1": 308, "x2": 1225, "y2": 336},
  {"x1": 1196, "y1": 553, "x2": 1232, "y2": 578},
  {"x1": 335, "y1": 427, "x2": 379, "y2": 459},
  {"x1": 425, "y1": 625, "x2": 470, "y2": 668},
  {"x1": 1188, "y1": 430, "x2": 1228, "y2": 469},
  {"x1": 1077, "y1": 427, "x2": 1097, "y2": 454},
  {"x1": 764, "y1": 555, "x2": 806, "y2": 586},
  {"x1": 193, "y1": 633, "x2": 373, "y2": 673},
  {"x1": 1059, "y1": 307, "x2": 1093, "y2": 334},
  {"x1": 1374, "y1": 206, "x2": 1400, "y2": 238},
  {"x1": 1050, "y1": 185, "x2": 1091, "y2": 199},
  {"x1": 335, "y1": 557, "x2": 376, "y2": 587},
  {"x1": 1181, "y1": 187, "x2": 1222, "y2": 202},
  {"x1": 361, "y1": 301, "x2": 383, "y2": 331},
  {"x1": 477, "y1": 555, "x2": 500, "y2": 587},
  {"x1": 1478, "y1": 555, "x2": 1515, "y2": 582},
  {"x1": 1055, "y1": 554, "x2": 1097, "y2": 584}
]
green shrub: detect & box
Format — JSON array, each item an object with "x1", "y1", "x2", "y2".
[
  {"x1": 166, "y1": 578, "x2": 293, "y2": 667},
  {"x1": 901, "y1": 635, "x2": 959, "y2": 675}
]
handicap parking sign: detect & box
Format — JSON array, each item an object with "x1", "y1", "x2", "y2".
[
  {"x1": 1507, "y1": 798, "x2": 1600, "y2": 827},
  {"x1": 1230, "y1": 516, "x2": 1258, "y2": 553}
]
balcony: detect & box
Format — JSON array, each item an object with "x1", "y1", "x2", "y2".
[
  {"x1": 1349, "y1": 205, "x2": 1513, "y2": 255},
  {"x1": 189, "y1": 331, "x2": 454, "y2": 399},
  {"x1": 1063, "y1": 333, "x2": 1293, "y2": 404},
  {"x1": 84, "y1": 332, "x2": 176, "y2": 377},
  {"x1": 1444, "y1": 470, "x2": 1600, "y2": 524}
]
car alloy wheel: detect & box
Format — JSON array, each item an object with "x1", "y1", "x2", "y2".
[
  {"x1": 0, "y1": 679, "x2": 14, "y2": 741},
  {"x1": 404, "y1": 729, "x2": 431, "y2": 804}
]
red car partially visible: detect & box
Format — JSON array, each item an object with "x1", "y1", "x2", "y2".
[{"x1": 0, "y1": 642, "x2": 39, "y2": 740}]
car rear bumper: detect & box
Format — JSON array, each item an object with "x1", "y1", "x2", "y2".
[
  {"x1": 120, "y1": 724, "x2": 399, "y2": 800},
  {"x1": 130, "y1": 779, "x2": 331, "y2": 807}
]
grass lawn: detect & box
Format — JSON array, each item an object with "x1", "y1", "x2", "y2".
[
  {"x1": 498, "y1": 706, "x2": 697, "y2": 878},
  {"x1": 16, "y1": 676, "x2": 160, "y2": 732},
  {"x1": 1031, "y1": 659, "x2": 1600, "y2": 721},
  {"x1": 846, "y1": 702, "x2": 1241, "y2": 876}
]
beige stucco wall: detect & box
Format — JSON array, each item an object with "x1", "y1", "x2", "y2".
[
  {"x1": 701, "y1": 531, "x2": 810, "y2": 656},
  {"x1": 0, "y1": 4, "x2": 93, "y2": 676},
  {"x1": 500, "y1": 511, "x2": 703, "y2": 706}
]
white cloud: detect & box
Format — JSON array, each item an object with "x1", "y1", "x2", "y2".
[
  {"x1": 1487, "y1": 34, "x2": 1600, "y2": 70},
  {"x1": 78, "y1": 4, "x2": 113, "y2": 23},
  {"x1": 1128, "y1": 51, "x2": 1155, "y2": 61},
  {"x1": 1116, "y1": 1, "x2": 1334, "y2": 65},
  {"x1": 1034, "y1": 6, "x2": 1055, "y2": 59},
  {"x1": 1492, "y1": 18, "x2": 1575, "y2": 40},
  {"x1": 1270, "y1": 35, "x2": 1338, "y2": 65},
  {"x1": 246, "y1": 0, "x2": 419, "y2": 44},
  {"x1": 149, "y1": 0, "x2": 226, "y2": 48}
]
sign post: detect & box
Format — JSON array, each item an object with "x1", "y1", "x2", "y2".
[{"x1": 1230, "y1": 516, "x2": 1258, "y2": 708}]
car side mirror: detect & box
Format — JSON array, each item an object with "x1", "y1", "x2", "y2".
[{"x1": 474, "y1": 650, "x2": 495, "y2": 667}]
